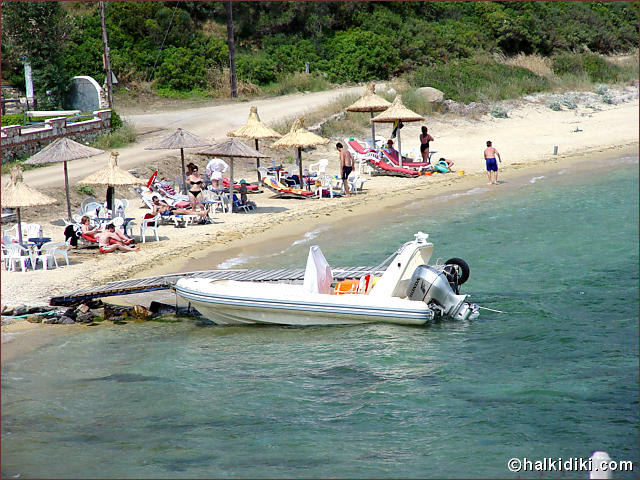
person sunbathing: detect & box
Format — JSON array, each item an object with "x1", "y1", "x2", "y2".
[
  {"x1": 151, "y1": 195, "x2": 209, "y2": 219},
  {"x1": 80, "y1": 215, "x2": 100, "y2": 242},
  {"x1": 96, "y1": 224, "x2": 139, "y2": 253}
]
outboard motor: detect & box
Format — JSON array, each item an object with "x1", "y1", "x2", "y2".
[{"x1": 406, "y1": 265, "x2": 476, "y2": 320}]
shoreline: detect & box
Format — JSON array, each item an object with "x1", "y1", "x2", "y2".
[
  {"x1": 1, "y1": 144, "x2": 637, "y2": 364},
  {"x1": 2, "y1": 89, "x2": 638, "y2": 361}
]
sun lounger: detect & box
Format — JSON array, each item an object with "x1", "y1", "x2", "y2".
[
  {"x1": 221, "y1": 178, "x2": 260, "y2": 193},
  {"x1": 380, "y1": 149, "x2": 431, "y2": 169},
  {"x1": 366, "y1": 157, "x2": 420, "y2": 177},
  {"x1": 260, "y1": 171, "x2": 313, "y2": 199}
]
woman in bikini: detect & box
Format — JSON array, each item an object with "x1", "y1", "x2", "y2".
[
  {"x1": 186, "y1": 165, "x2": 205, "y2": 210},
  {"x1": 419, "y1": 126, "x2": 435, "y2": 163}
]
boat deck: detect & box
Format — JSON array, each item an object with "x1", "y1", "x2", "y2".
[{"x1": 49, "y1": 266, "x2": 388, "y2": 306}]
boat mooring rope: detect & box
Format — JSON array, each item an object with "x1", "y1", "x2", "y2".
[{"x1": 478, "y1": 306, "x2": 510, "y2": 314}]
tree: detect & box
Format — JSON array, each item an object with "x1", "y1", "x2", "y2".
[
  {"x1": 224, "y1": 1, "x2": 237, "y2": 98},
  {"x1": 1, "y1": 1, "x2": 72, "y2": 107}
]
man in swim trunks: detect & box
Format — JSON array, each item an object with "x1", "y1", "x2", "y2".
[
  {"x1": 336, "y1": 142, "x2": 354, "y2": 197},
  {"x1": 483, "y1": 140, "x2": 502, "y2": 185},
  {"x1": 96, "y1": 224, "x2": 140, "y2": 253}
]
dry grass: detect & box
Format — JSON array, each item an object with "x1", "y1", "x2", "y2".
[{"x1": 499, "y1": 53, "x2": 553, "y2": 77}]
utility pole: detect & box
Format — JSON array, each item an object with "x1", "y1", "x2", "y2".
[
  {"x1": 100, "y1": 0, "x2": 114, "y2": 109},
  {"x1": 225, "y1": 1, "x2": 237, "y2": 98}
]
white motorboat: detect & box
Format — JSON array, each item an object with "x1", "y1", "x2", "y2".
[{"x1": 174, "y1": 232, "x2": 479, "y2": 326}]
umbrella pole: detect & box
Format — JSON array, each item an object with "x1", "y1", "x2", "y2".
[
  {"x1": 370, "y1": 111, "x2": 376, "y2": 149},
  {"x1": 63, "y1": 161, "x2": 72, "y2": 220},
  {"x1": 255, "y1": 139, "x2": 261, "y2": 183},
  {"x1": 228, "y1": 156, "x2": 234, "y2": 213},
  {"x1": 180, "y1": 148, "x2": 187, "y2": 195},
  {"x1": 16, "y1": 207, "x2": 23, "y2": 246},
  {"x1": 297, "y1": 147, "x2": 305, "y2": 190},
  {"x1": 110, "y1": 187, "x2": 116, "y2": 219},
  {"x1": 398, "y1": 129, "x2": 403, "y2": 167}
]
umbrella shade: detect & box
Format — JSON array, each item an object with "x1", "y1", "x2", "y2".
[
  {"x1": 78, "y1": 152, "x2": 145, "y2": 186},
  {"x1": 372, "y1": 95, "x2": 424, "y2": 166},
  {"x1": 197, "y1": 137, "x2": 269, "y2": 159},
  {"x1": 78, "y1": 152, "x2": 144, "y2": 219},
  {"x1": 1, "y1": 167, "x2": 56, "y2": 245},
  {"x1": 23, "y1": 137, "x2": 105, "y2": 165},
  {"x1": 345, "y1": 82, "x2": 392, "y2": 148},
  {"x1": 144, "y1": 128, "x2": 213, "y2": 194},
  {"x1": 345, "y1": 82, "x2": 391, "y2": 113},
  {"x1": 271, "y1": 118, "x2": 329, "y2": 190},
  {"x1": 227, "y1": 107, "x2": 282, "y2": 182},
  {"x1": 227, "y1": 106, "x2": 282, "y2": 140},
  {"x1": 197, "y1": 138, "x2": 269, "y2": 213},
  {"x1": 23, "y1": 137, "x2": 105, "y2": 220}
]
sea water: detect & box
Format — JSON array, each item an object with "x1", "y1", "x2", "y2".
[{"x1": 2, "y1": 155, "x2": 638, "y2": 479}]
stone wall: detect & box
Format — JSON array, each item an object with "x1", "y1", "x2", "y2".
[{"x1": 0, "y1": 110, "x2": 111, "y2": 163}]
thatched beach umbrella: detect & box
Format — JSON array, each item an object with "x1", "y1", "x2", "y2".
[
  {"x1": 372, "y1": 95, "x2": 424, "y2": 167},
  {"x1": 23, "y1": 137, "x2": 105, "y2": 220},
  {"x1": 227, "y1": 106, "x2": 281, "y2": 182},
  {"x1": 271, "y1": 118, "x2": 329, "y2": 190},
  {"x1": 345, "y1": 82, "x2": 392, "y2": 148},
  {"x1": 1, "y1": 167, "x2": 56, "y2": 245},
  {"x1": 144, "y1": 128, "x2": 213, "y2": 194},
  {"x1": 78, "y1": 152, "x2": 145, "y2": 218},
  {"x1": 197, "y1": 137, "x2": 269, "y2": 213}
]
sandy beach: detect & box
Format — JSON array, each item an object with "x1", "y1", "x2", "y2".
[{"x1": 2, "y1": 85, "x2": 638, "y2": 357}]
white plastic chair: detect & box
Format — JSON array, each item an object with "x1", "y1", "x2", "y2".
[
  {"x1": 48, "y1": 239, "x2": 71, "y2": 267},
  {"x1": 347, "y1": 174, "x2": 367, "y2": 194},
  {"x1": 34, "y1": 243, "x2": 58, "y2": 270},
  {"x1": 4, "y1": 243, "x2": 34, "y2": 272},
  {"x1": 140, "y1": 214, "x2": 160, "y2": 243},
  {"x1": 24, "y1": 223, "x2": 42, "y2": 239}
]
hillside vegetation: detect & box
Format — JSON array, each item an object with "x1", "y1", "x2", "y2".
[{"x1": 1, "y1": 1, "x2": 638, "y2": 108}]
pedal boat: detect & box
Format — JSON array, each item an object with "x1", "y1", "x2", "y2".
[{"x1": 175, "y1": 232, "x2": 479, "y2": 326}]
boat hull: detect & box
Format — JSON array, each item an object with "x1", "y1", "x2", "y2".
[{"x1": 175, "y1": 280, "x2": 435, "y2": 326}]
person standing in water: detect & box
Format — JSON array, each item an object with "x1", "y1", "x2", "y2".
[
  {"x1": 336, "y1": 142, "x2": 354, "y2": 197},
  {"x1": 419, "y1": 126, "x2": 435, "y2": 163},
  {"x1": 483, "y1": 140, "x2": 502, "y2": 185}
]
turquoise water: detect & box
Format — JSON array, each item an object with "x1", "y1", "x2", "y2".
[{"x1": 2, "y1": 156, "x2": 638, "y2": 478}]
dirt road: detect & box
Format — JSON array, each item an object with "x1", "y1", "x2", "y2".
[{"x1": 20, "y1": 86, "x2": 363, "y2": 189}]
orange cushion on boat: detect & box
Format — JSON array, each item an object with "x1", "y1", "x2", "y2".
[{"x1": 334, "y1": 279, "x2": 359, "y2": 295}]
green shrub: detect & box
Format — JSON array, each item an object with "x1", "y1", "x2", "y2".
[
  {"x1": 409, "y1": 57, "x2": 550, "y2": 103},
  {"x1": 551, "y1": 53, "x2": 621, "y2": 83},
  {"x1": 324, "y1": 28, "x2": 400, "y2": 83},
  {"x1": 155, "y1": 46, "x2": 207, "y2": 91},
  {"x1": 91, "y1": 121, "x2": 136, "y2": 149},
  {"x1": 264, "y1": 72, "x2": 331, "y2": 96},
  {"x1": 76, "y1": 184, "x2": 96, "y2": 196},
  {"x1": 236, "y1": 54, "x2": 277, "y2": 85},
  {"x1": 110, "y1": 110, "x2": 123, "y2": 130},
  {"x1": 490, "y1": 105, "x2": 509, "y2": 118},
  {"x1": 1, "y1": 113, "x2": 24, "y2": 127}
]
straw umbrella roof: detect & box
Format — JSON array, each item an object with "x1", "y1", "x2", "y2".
[
  {"x1": 271, "y1": 118, "x2": 329, "y2": 149},
  {"x1": 227, "y1": 106, "x2": 282, "y2": 140},
  {"x1": 78, "y1": 152, "x2": 145, "y2": 186},
  {"x1": 144, "y1": 127, "x2": 213, "y2": 150},
  {"x1": 23, "y1": 137, "x2": 105, "y2": 165},
  {"x1": 197, "y1": 137, "x2": 270, "y2": 159},
  {"x1": 346, "y1": 83, "x2": 392, "y2": 113},
  {"x1": 372, "y1": 95, "x2": 424, "y2": 123},
  {"x1": 1, "y1": 167, "x2": 57, "y2": 208}
]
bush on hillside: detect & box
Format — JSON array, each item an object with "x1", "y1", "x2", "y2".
[
  {"x1": 409, "y1": 57, "x2": 550, "y2": 103},
  {"x1": 236, "y1": 54, "x2": 277, "y2": 85},
  {"x1": 551, "y1": 53, "x2": 621, "y2": 83},
  {"x1": 155, "y1": 47, "x2": 207, "y2": 91}
]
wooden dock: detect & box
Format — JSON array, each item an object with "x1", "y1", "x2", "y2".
[{"x1": 49, "y1": 266, "x2": 388, "y2": 306}]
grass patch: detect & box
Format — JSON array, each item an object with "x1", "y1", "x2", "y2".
[
  {"x1": 0, "y1": 154, "x2": 40, "y2": 175},
  {"x1": 263, "y1": 72, "x2": 332, "y2": 96},
  {"x1": 409, "y1": 56, "x2": 550, "y2": 104},
  {"x1": 91, "y1": 121, "x2": 136, "y2": 150},
  {"x1": 551, "y1": 53, "x2": 622, "y2": 83}
]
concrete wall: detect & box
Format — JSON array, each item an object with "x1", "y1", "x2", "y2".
[
  {"x1": 66, "y1": 76, "x2": 107, "y2": 112},
  {"x1": 0, "y1": 110, "x2": 112, "y2": 163}
]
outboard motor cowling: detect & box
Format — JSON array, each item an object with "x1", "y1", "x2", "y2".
[{"x1": 406, "y1": 265, "x2": 468, "y2": 317}]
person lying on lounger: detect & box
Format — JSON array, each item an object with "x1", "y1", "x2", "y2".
[
  {"x1": 96, "y1": 224, "x2": 140, "y2": 253},
  {"x1": 80, "y1": 215, "x2": 100, "y2": 242},
  {"x1": 151, "y1": 195, "x2": 209, "y2": 219}
]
